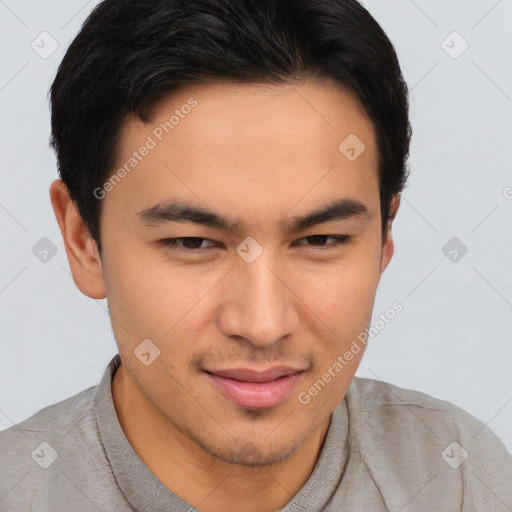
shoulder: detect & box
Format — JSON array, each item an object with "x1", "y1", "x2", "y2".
[
  {"x1": 348, "y1": 376, "x2": 492, "y2": 435},
  {"x1": 347, "y1": 376, "x2": 511, "y2": 452},
  {"x1": 1, "y1": 384, "x2": 97, "y2": 437},
  {"x1": 344, "y1": 377, "x2": 512, "y2": 510},
  {"x1": 0, "y1": 384, "x2": 98, "y2": 447},
  {"x1": 0, "y1": 385, "x2": 98, "y2": 506}
]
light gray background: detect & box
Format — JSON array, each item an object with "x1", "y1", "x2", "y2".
[{"x1": 1, "y1": 0, "x2": 511, "y2": 452}]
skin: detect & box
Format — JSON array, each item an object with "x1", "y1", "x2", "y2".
[{"x1": 50, "y1": 78, "x2": 399, "y2": 512}]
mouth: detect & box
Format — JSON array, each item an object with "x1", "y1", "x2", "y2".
[{"x1": 204, "y1": 366, "x2": 305, "y2": 409}]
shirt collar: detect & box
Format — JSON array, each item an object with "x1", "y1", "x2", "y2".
[{"x1": 93, "y1": 354, "x2": 350, "y2": 512}]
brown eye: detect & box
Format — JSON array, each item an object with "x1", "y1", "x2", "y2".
[
  {"x1": 159, "y1": 237, "x2": 217, "y2": 251},
  {"x1": 294, "y1": 235, "x2": 350, "y2": 249}
]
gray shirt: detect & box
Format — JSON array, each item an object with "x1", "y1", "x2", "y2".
[{"x1": 1, "y1": 354, "x2": 511, "y2": 511}]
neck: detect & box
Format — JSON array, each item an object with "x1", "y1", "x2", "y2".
[{"x1": 112, "y1": 364, "x2": 331, "y2": 512}]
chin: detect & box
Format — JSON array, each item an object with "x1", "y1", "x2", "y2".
[
  {"x1": 186, "y1": 425, "x2": 306, "y2": 468},
  {"x1": 205, "y1": 438, "x2": 301, "y2": 468}
]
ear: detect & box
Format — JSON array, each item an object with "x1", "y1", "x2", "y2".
[
  {"x1": 49, "y1": 179, "x2": 106, "y2": 299},
  {"x1": 380, "y1": 194, "x2": 401, "y2": 275}
]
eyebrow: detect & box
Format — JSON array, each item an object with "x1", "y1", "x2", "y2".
[{"x1": 136, "y1": 197, "x2": 372, "y2": 234}]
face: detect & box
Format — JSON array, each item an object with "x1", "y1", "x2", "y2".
[{"x1": 95, "y1": 79, "x2": 394, "y2": 466}]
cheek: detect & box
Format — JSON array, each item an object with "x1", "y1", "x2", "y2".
[
  {"x1": 296, "y1": 267, "x2": 378, "y2": 409},
  {"x1": 296, "y1": 247, "x2": 381, "y2": 383},
  {"x1": 102, "y1": 249, "x2": 223, "y2": 354},
  {"x1": 101, "y1": 250, "x2": 174, "y2": 342},
  {"x1": 301, "y1": 254, "x2": 381, "y2": 330}
]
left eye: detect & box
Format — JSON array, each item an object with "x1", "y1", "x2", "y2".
[
  {"x1": 293, "y1": 235, "x2": 350, "y2": 248},
  {"x1": 158, "y1": 235, "x2": 350, "y2": 251}
]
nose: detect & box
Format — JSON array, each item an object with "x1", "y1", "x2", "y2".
[{"x1": 219, "y1": 249, "x2": 298, "y2": 349}]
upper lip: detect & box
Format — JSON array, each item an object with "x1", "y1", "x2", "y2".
[{"x1": 205, "y1": 366, "x2": 305, "y2": 383}]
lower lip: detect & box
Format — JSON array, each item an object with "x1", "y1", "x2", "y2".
[{"x1": 206, "y1": 372, "x2": 303, "y2": 409}]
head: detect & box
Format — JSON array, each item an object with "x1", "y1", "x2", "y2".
[{"x1": 49, "y1": 0, "x2": 410, "y2": 467}]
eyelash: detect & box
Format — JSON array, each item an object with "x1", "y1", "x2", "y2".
[{"x1": 158, "y1": 235, "x2": 351, "y2": 252}]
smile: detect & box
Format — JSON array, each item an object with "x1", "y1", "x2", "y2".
[{"x1": 204, "y1": 368, "x2": 305, "y2": 409}]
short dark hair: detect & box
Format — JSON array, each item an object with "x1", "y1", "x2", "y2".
[{"x1": 49, "y1": 0, "x2": 411, "y2": 255}]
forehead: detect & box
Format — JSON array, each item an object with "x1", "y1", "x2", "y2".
[
  {"x1": 148, "y1": 79, "x2": 374, "y2": 153},
  {"x1": 109, "y1": 79, "x2": 379, "y2": 223}
]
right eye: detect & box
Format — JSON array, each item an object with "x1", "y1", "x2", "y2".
[{"x1": 158, "y1": 237, "x2": 219, "y2": 252}]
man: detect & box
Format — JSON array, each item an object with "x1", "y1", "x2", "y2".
[{"x1": 1, "y1": 0, "x2": 511, "y2": 510}]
